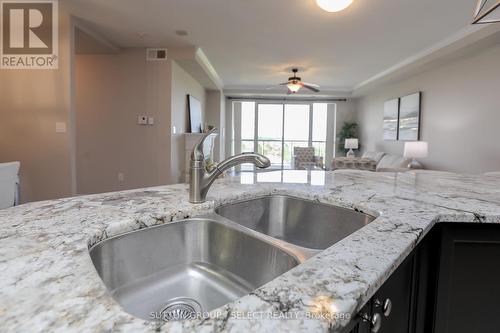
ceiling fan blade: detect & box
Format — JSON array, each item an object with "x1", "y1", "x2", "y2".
[
  {"x1": 302, "y1": 82, "x2": 320, "y2": 93},
  {"x1": 266, "y1": 83, "x2": 289, "y2": 90},
  {"x1": 302, "y1": 82, "x2": 320, "y2": 88}
]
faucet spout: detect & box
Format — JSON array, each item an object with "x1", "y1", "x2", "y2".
[
  {"x1": 215, "y1": 152, "x2": 270, "y2": 173},
  {"x1": 189, "y1": 129, "x2": 270, "y2": 203}
]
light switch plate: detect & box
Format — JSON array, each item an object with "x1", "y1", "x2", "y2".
[
  {"x1": 55, "y1": 122, "x2": 67, "y2": 133},
  {"x1": 148, "y1": 117, "x2": 155, "y2": 125}
]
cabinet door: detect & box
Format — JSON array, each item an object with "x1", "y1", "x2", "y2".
[
  {"x1": 433, "y1": 223, "x2": 500, "y2": 333},
  {"x1": 371, "y1": 255, "x2": 416, "y2": 333}
]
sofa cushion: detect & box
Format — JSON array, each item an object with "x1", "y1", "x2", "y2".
[
  {"x1": 376, "y1": 154, "x2": 412, "y2": 171},
  {"x1": 361, "y1": 151, "x2": 386, "y2": 163}
]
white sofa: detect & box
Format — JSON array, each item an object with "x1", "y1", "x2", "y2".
[
  {"x1": 361, "y1": 151, "x2": 386, "y2": 165},
  {"x1": 362, "y1": 151, "x2": 421, "y2": 172},
  {"x1": 484, "y1": 172, "x2": 500, "y2": 177}
]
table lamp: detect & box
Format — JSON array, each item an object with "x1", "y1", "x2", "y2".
[
  {"x1": 404, "y1": 141, "x2": 428, "y2": 169},
  {"x1": 345, "y1": 138, "x2": 359, "y2": 158}
]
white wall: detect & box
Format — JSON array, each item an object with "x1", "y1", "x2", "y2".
[
  {"x1": 0, "y1": 7, "x2": 211, "y2": 201},
  {"x1": 76, "y1": 52, "x2": 210, "y2": 192},
  {"x1": 75, "y1": 49, "x2": 171, "y2": 194},
  {"x1": 170, "y1": 61, "x2": 206, "y2": 183},
  {"x1": 205, "y1": 90, "x2": 226, "y2": 161},
  {"x1": 355, "y1": 43, "x2": 500, "y2": 174},
  {"x1": 0, "y1": 3, "x2": 74, "y2": 202}
]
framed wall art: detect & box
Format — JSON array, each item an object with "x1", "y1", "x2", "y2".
[
  {"x1": 383, "y1": 98, "x2": 399, "y2": 141},
  {"x1": 398, "y1": 92, "x2": 421, "y2": 141}
]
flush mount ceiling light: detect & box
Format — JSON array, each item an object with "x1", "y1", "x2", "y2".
[
  {"x1": 472, "y1": 0, "x2": 500, "y2": 24},
  {"x1": 316, "y1": 0, "x2": 354, "y2": 12}
]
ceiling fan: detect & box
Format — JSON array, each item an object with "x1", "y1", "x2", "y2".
[{"x1": 271, "y1": 68, "x2": 321, "y2": 94}]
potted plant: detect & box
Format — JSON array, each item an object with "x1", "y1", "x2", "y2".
[{"x1": 337, "y1": 122, "x2": 359, "y2": 155}]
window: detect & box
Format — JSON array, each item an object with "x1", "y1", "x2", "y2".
[
  {"x1": 240, "y1": 102, "x2": 255, "y2": 154},
  {"x1": 232, "y1": 101, "x2": 335, "y2": 170},
  {"x1": 257, "y1": 104, "x2": 284, "y2": 167},
  {"x1": 283, "y1": 104, "x2": 310, "y2": 169},
  {"x1": 312, "y1": 103, "x2": 328, "y2": 163}
]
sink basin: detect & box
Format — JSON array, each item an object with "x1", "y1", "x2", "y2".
[
  {"x1": 89, "y1": 218, "x2": 299, "y2": 321},
  {"x1": 215, "y1": 195, "x2": 376, "y2": 250}
]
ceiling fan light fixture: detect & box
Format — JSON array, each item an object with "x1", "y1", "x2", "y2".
[
  {"x1": 287, "y1": 82, "x2": 302, "y2": 93},
  {"x1": 316, "y1": 0, "x2": 354, "y2": 13}
]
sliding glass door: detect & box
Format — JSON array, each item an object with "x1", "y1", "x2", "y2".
[
  {"x1": 233, "y1": 101, "x2": 334, "y2": 170},
  {"x1": 257, "y1": 104, "x2": 284, "y2": 168},
  {"x1": 312, "y1": 103, "x2": 328, "y2": 164},
  {"x1": 282, "y1": 104, "x2": 310, "y2": 169}
]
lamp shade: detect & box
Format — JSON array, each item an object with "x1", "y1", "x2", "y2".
[
  {"x1": 404, "y1": 141, "x2": 428, "y2": 158},
  {"x1": 345, "y1": 138, "x2": 359, "y2": 149}
]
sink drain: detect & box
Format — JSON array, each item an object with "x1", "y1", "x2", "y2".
[{"x1": 158, "y1": 297, "x2": 202, "y2": 322}]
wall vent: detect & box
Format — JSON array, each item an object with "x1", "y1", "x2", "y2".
[{"x1": 146, "y1": 48, "x2": 168, "y2": 61}]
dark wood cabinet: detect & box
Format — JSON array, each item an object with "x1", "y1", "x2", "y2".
[
  {"x1": 341, "y1": 253, "x2": 416, "y2": 333},
  {"x1": 343, "y1": 223, "x2": 500, "y2": 333},
  {"x1": 432, "y1": 223, "x2": 500, "y2": 333},
  {"x1": 371, "y1": 254, "x2": 416, "y2": 333},
  {"x1": 339, "y1": 303, "x2": 372, "y2": 333}
]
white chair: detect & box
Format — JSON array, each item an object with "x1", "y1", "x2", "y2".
[
  {"x1": 0, "y1": 162, "x2": 20, "y2": 209},
  {"x1": 293, "y1": 147, "x2": 324, "y2": 170}
]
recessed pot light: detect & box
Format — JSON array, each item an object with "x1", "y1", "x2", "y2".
[{"x1": 316, "y1": 0, "x2": 354, "y2": 13}]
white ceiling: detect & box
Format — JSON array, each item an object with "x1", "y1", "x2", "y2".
[{"x1": 66, "y1": 0, "x2": 478, "y2": 92}]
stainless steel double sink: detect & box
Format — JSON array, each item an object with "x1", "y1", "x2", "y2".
[{"x1": 89, "y1": 195, "x2": 375, "y2": 322}]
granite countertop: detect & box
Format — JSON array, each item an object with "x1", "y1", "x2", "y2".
[{"x1": 1, "y1": 170, "x2": 500, "y2": 332}]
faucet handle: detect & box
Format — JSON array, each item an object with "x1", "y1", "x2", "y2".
[{"x1": 191, "y1": 127, "x2": 218, "y2": 162}]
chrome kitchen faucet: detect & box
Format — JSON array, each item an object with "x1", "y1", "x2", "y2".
[{"x1": 189, "y1": 128, "x2": 270, "y2": 203}]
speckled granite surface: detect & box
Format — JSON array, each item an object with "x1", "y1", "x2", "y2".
[{"x1": 1, "y1": 170, "x2": 500, "y2": 332}]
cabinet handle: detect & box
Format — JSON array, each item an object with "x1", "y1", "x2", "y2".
[
  {"x1": 359, "y1": 312, "x2": 383, "y2": 333},
  {"x1": 374, "y1": 298, "x2": 392, "y2": 317},
  {"x1": 371, "y1": 313, "x2": 382, "y2": 333}
]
